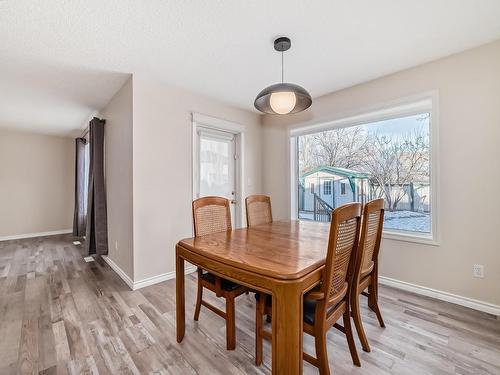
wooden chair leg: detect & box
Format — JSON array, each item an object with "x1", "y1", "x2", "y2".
[
  {"x1": 193, "y1": 268, "x2": 203, "y2": 321},
  {"x1": 314, "y1": 329, "x2": 330, "y2": 375},
  {"x1": 255, "y1": 294, "x2": 265, "y2": 365},
  {"x1": 343, "y1": 310, "x2": 361, "y2": 367},
  {"x1": 351, "y1": 289, "x2": 371, "y2": 352},
  {"x1": 226, "y1": 296, "x2": 236, "y2": 350},
  {"x1": 368, "y1": 283, "x2": 385, "y2": 328}
]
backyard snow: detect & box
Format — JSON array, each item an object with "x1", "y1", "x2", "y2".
[
  {"x1": 383, "y1": 210, "x2": 430, "y2": 233},
  {"x1": 299, "y1": 210, "x2": 430, "y2": 233}
]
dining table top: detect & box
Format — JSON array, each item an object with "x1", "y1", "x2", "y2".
[{"x1": 177, "y1": 220, "x2": 332, "y2": 280}]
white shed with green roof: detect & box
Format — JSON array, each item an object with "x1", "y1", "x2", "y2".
[{"x1": 299, "y1": 166, "x2": 370, "y2": 214}]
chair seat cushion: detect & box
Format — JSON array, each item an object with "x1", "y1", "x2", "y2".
[
  {"x1": 303, "y1": 300, "x2": 337, "y2": 325},
  {"x1": 303, "y1": 283, "x2": 347, "y2": 325},
  {"x1": 253, "y1": 291, "x2": 342, "y2": 325},
  {"x1": 201, "y1": 272, "x2": 242, "y2": 291}
]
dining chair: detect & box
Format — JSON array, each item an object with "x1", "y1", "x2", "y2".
[
  {"x1": 245, "y1": 194, "x2": 273, "y2": 226},
  {"x1": 351, "y1": 198, "x2": 386, "y2": 352},
  {"x1": 255, "y1": 203, "x2": 362, "y2": 374},
  {"x1": 192, "y1": 196, "x2": 248, "y2": 350},
  {"x1": 246, "y1": 195, "x2": 273, "y2": 328}
]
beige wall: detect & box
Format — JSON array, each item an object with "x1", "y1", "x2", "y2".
[
  {"x1": 262, "y1": 40, "x2": 500, "y2": 305},
  {"x1": 0, "y1": 129, "x2": 74, "y2": 238},
  {"x1": 132, "y1": 75, "x2": 262, "y2": 281},
  {"x1": 100, "y1": 77, "x2": 134, "y2": 279}
]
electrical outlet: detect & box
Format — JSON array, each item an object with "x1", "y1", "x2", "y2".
[
  {"x1": 473, "y1": 264, "x2": 484, "y2": 278},
  {"x1": 115, "y1": 240, "x2": 118, "y2": 250}
]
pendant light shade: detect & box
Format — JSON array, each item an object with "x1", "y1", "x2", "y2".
[
  {"x1": 254, "y1": 37, "x2": 312, "y2": 115},
  {"x1": 254, "y1": 82, "x2": 312, "y2": 115}
]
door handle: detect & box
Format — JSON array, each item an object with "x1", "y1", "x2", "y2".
[{"x1": 230, "y1": 200, "x2": 237, "y2": 205}]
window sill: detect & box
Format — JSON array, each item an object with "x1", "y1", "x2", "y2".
[
  {"x1": 382, "y1": 230, "x2": 439, "y2": 246},
  {"x1": 297, "y1": 218, "x2": 439, "y2": 246}
]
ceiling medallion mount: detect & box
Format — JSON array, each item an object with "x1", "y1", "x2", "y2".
[
  {"x1": 274, "y1": 36, "x2": 291, "y2": 52},
  {"x1": 254, "y1": 36, "x2": 312, "y2": 115}
]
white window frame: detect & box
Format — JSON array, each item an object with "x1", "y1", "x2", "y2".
[
  {"x1": 288, "y1": 92, "x2": 440, "y2": 246},
  {"x1": 192, "y1": 113, "x2": 246, "y2": 229},
  {"x1": 323, "y1": 180, "x2": 332, "y2": 195}
]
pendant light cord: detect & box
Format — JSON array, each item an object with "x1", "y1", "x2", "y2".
[{"x1": 281, "y1": 50, "x2": 284, "y2": 83}]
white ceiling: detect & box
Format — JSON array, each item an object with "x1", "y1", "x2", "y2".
[
  {"x1": 2, "y1": 0, "x2": 500, "y2": 136},
  {"x1": 0, "y1": 56, "x2": 129, "y2": 136}
]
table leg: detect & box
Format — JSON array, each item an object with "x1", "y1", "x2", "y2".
[
  {"x1": 272, "y1": 283, "x2": 303, "y2": 374},
  {"x1": 176, "y1": 250, "x2": 185, "y2": 343}
]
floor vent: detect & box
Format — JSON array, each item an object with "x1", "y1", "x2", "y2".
[{"x1": 83, "y1": 256, "x2": 95, "y2": 262}]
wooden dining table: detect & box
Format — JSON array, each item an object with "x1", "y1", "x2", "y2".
[{"x1": 176, "y1": 220, "x2": 331, "y2": 374}]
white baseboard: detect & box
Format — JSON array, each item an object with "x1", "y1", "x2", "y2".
[
  {"x1": 133, "y1": 265, "x2": 197, "y2": 290},
  {"x1": 379, "y1": 276, "x2": 500, "y2": 316},
  {"x1": 102, "y1": 255, "x2": 196, "y2": 291},
  {"x1": 102, "y1": 255, "x2": 134, "y2": 290},
  {"x1": 0, "y1": 229, "x2": 72, "y2": 242}
]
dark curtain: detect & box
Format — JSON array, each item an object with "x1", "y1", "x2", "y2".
[
  {"x1": 85, "y1": 117, "x2": 108, "y2": 255},
  {"x1": 72, "y1": 137, "x2": 87, "y2": 237}
]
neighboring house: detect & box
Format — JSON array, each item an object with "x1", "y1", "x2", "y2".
[{"x1": 299, "y1": 166, "x2": 370, "y2": 212}]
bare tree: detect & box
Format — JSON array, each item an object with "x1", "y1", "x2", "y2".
[
  {"x1": 298, "y1": 127, "x2": 369, "y2": 176},
  {"x1": 312, "y1": 127, "x2": 369, "y2": 169},
  {"x1": 363, "y1": 131, "x2": 429, "y2": 211},
  {"x1": 298, "y1": 136, "x2": 316, "y2": 175}
]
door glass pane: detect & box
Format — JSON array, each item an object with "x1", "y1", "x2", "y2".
[{"x1": 199, "y1": 136, "x2": 232, "y2": 197}]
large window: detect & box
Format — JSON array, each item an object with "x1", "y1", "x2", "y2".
[{"x1": 295, "y1": 110, "x2": 433, "y2": 238}]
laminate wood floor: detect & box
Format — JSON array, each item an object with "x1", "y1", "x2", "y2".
[{"x1": 1, "y1": 235, "x2": 499, "y2": 374}]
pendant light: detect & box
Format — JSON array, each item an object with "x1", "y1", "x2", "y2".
[{"x1": 254, "y1": 37, "x2": 312, "y2": 115}]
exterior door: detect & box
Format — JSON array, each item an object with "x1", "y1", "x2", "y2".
[{"x1": 196, "y1": 128, "x2": 237, "y2": 225}]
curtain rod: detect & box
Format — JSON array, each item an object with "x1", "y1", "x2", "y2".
[
  {"x1": 80, "y1": 128, "x2": 89, "y2": 138},
  {"x1": 80, "y1": 117, "x2": 105, "y2": 139}
]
